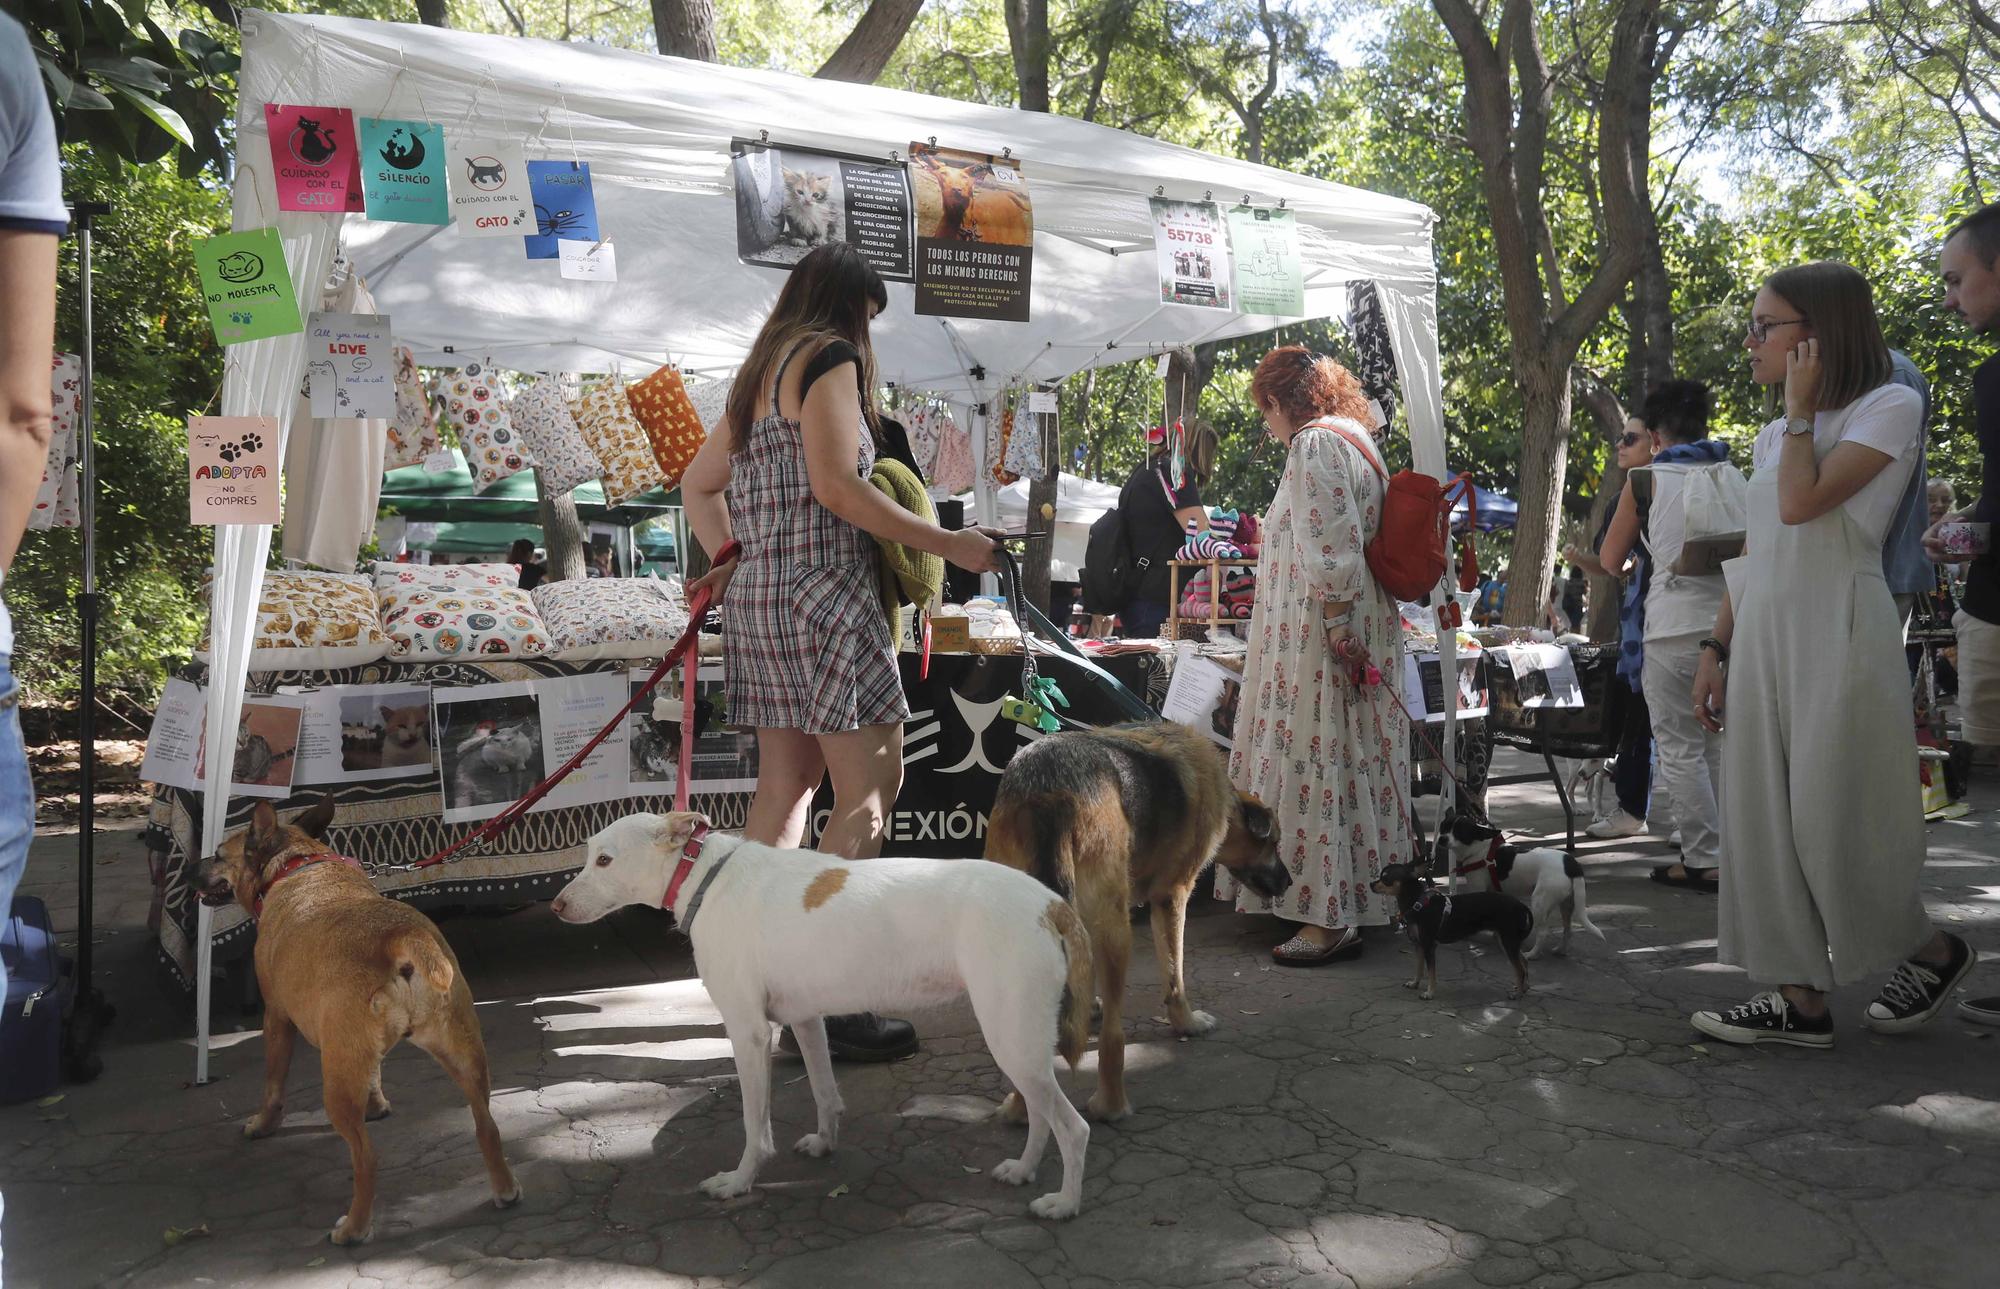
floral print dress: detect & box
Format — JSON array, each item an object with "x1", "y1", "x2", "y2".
[{"x1": 1216, "y1": 419, "x2": 1412, "y2": 930}]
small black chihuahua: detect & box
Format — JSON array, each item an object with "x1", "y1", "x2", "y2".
[{"x1": 1370, "y1": 861, "x2": 1534, "y2": 1001}]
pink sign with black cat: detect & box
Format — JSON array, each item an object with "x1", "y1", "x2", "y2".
[{"x1": 263, "y1": 104, "x2": 366, "y2": 213}]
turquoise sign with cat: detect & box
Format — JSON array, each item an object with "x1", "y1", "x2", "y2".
[{"x1": 358, "y1": 117, "x2": 450, "y2": 225}]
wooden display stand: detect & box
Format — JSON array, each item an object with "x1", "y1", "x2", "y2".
[{"x1": 1166, "y1": 557, "x2": 1257, "y2": 640}]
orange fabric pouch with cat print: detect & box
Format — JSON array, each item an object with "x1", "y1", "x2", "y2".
[{"x1": 626, "y1": 364, "x2": 707, "y2": 490}]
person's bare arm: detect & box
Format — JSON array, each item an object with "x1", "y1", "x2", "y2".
[
  {"x1": 1594, "y1": 481, "x2": 1641, "y2": 572},
  {"x1": 799, "y1": 361, "x2": 999, "y2": 573},
  {"x1": 0, "y1": 229, "x2": 58, "y2": 575}
]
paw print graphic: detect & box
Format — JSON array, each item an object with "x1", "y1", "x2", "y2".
[
  {"x1": 230, "y1": 311, "x2": 253, "y2": 325},
  {"x1": 239, "y1": 432, "x2": 264, "y2": 454},
  {"x1": 216, "y1": 441, "x2": 240, "y2": 462}
]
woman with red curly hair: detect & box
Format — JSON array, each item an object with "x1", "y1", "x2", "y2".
[{"x1": 1215, "y1": 345, "x2": 1411, "y2": 965}]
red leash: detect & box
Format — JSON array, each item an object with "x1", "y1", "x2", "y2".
[{"x1": 412, "y1": 540, "x2": 740, "y2": 871}]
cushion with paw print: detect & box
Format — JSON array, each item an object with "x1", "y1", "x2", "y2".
[
  {"x1": 195, "y1": 571, "x2": 391, "y2": 671},
  {"x1": 441, "y1": 359, "x2": 533, "y2": 493},
  {"x1": 373, "y1": 563, "x2": 551, "y2": 659}
]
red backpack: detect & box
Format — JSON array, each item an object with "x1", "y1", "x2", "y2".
[{"x1": 1320, "y1": 423, "x2": 1469, "y2": 603}]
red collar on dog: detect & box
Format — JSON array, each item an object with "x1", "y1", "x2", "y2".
[
  {"x1": 1452, "y1": 837, "x2": 1504, "y2": 891},
  {"x1": 660, "y1": 822, "x2": 713, "y2": 912},
  {"x1": 254, "y1": 852, "x2": 364, "y2": 916}
]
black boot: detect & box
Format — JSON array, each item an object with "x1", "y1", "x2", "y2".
[{"x1": 781, "y1": 1013, "x2": 919, "y2": 1063}]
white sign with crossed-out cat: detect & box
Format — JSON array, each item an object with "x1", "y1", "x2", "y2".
[{"x1": 447, "y1": 136, "x2": 534, "y2": 238}]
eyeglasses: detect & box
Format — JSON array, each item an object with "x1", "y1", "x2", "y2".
[
  {"x1": 1618, "y1": 432, "x2": 1645, "y2": 447},
  {"x1": 1746, "y1": 317, "x2": 1807, "y2": 343}
]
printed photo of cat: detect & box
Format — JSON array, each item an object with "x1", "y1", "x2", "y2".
[
  {"x1": 230, "y1": 700, "x2": 304, "y2": 794},
  {"x1": 435, "y1": 692, "x2": 547, "y2": 821},
  {"x1": 732, "y1": 144, "x2": 857, "y2": 271},
  {"x1": 780, "y1": 168, "x2": 842, "y2": 247},
  {"x1": 338, "y1": 687, "x2": 435, "y2": 778}
]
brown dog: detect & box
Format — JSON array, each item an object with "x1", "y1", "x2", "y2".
[
  {"x1": 986, "y1": 722, "x2": 1291, "y2": 1120},
  {"x1": 195, "y1": 798, "x2": 519, "y2": 1244}
]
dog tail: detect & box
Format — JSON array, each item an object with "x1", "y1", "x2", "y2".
[
  {"x1": 392, "y1": 929, "x2": 456, "y2": 995},
  {"x1": 1047, "y1": 900, "x2": 1093, "y2": 1072},
  {"x1": 1572, "y1": 875, "x2": 1607, "y2": 940}
]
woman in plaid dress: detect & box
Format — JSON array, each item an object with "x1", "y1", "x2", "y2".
[{"x1": 681, "y1": 244, "x2": 1002, "y2": 1060}]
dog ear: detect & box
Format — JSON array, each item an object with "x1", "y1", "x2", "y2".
[
  {"x1": 1239, "y1": 794, "x2": 1275, "y2": 842},
  {"x1": 650, "y1": 812, "x2": 704, "y2": 856},
  {"x1": 296, "y1": 794, "x2": 337, "y2": 840},
  {"x1": 248, "y1": 801, "x2": 280, "y2": 846}
]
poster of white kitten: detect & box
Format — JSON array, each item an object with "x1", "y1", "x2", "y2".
[
  {"x1": 733, "y1": 142, "x2": 847, "y2": 270},
  {"x1": 434, "y1": 687, "x2": 549, "y2": 824}
]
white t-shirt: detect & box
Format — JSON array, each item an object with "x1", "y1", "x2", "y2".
[{"x1": 1752, "y1": 382, "x2": 1922, "y2": 549}]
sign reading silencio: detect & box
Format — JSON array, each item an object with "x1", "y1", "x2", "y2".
[
  {"x1": 188, "y1": 416, "x2": 281, "y2": 524},
  {"x1": 195, "y1": 227, "x2": 303, "y2": 346},
  {"x1": 448, "y1": 136, "x2": 534, "y2": 237},
  {"x1": 263, "y1": 104, "x2": 365, "y2": 213},
  {"x1": 357, "y1": 117, "x2": 450, "y2": 224}
]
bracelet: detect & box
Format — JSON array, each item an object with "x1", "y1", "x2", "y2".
[{"x1": 1699, "y1": 637, "x2": 1730, "y2": 663}]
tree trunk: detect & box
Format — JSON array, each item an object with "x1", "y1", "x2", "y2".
[
  {"x1": 652, "y1": 0, "x2": 718, "y2": 61},
  {"x1": 1506, "y1": 366, "x2": 1572, "y2": 628},
  {"x1": 1574, "y1": 378, "x2": 1629, "y2": 642},
  {"x1": 1164, "y1": 344, "x2": 1219, "y2": 429},
  {"x1": 414, "y1": 0, "x2": 448, "y2": 26},
  {"x1": 1022, "y1": 397, "x2": 1058, "y2": 617},
  {"x1": 1002, "y1": 0, "x2": 1052, "y2": 112},
  {"x1": 816, "y1": 0, "x2": 927, "y2": 83},
  {"x1": 535, "y1": 469, "x2": 588, "y2": 582}
]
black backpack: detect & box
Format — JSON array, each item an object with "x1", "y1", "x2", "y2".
[{"x1": 1080, "y1": 505, "x2": 1148, "y2": 615}]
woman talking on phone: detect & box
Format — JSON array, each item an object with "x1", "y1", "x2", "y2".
[{"x1": 1688, "y1": 261, "x2": 1971, "y2": 1048}]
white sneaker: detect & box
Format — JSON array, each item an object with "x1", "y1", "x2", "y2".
[
  {"x1": 1585, "y1": 813, "x2": 1646, "y2": 840},
  {"x1": 1669, "y1": 830, "x2": 1683, "y2": 849}
]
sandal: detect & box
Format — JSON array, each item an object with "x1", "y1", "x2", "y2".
[
  {"x1": 1650, "y1": 863, "x2": 1719, "y2": 892},
  {"x1": 1272, "y1": 927, "x2": 1363, "y2": 966}
]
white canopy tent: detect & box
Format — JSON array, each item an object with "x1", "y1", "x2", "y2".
[
  {"x1": 195, "y1": 9, "x2": 1453, "y2": 1078},
  {"x1": 955, "y1": 472, "x2": 1123, "y2": 581}
]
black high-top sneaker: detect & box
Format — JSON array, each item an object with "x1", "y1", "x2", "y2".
[
  {"x1": 781, "y1": 1013, "x2": 919, "y2": 1063},
  {"x1": 1691, "y1": 991, "x2": 1834, "y2": 1048},
  {"x1": 1863, "y1": 934, "x2": 1974, "y2": 1034}
]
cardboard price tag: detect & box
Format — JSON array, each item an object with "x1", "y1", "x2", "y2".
[
  {"x1": 1027, "y1": 390, "x2": 1058, "y2": 414},
  {"x1": 424, "y1": 450, "x2": 456, "y2": 473},
  {"x1": 559, "y1": 239, "x2": 618, "y2": 282}
]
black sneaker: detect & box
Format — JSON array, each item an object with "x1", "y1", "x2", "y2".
[
  {"x1": 1956, "y1": 995, "x2": 2000, "y2": 1028},
  {"x1": 1862, "y1": 934, "x2": 1974, "y2": 1034},
  {"x1": 1691, "y1": 991, "x2": 1834, "y2": 1048},
  {"x1": 780, "y1": 1013, "x2": 919, "y2": 1063}
]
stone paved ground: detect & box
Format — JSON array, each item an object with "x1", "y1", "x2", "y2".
[{"x1": 3, "y1": 751, "x2": 1997, "y2": 1288}]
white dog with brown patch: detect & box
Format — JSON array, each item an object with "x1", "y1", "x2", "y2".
[{"x1": 550, "y1": 811, "x2": 1094, "y2": 1219}]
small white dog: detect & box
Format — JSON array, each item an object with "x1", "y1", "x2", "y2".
[
  {"x1": 1438, "y1": 808, "x2": 1604, "y2": 959},
  {"x1": 550, "y1": 811, "x2": 1093, "y2": 1219}
]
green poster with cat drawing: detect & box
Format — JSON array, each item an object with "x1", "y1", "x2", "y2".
[
  {"x1": 731, "y1": 139, "x2": 913, "y2": 281},
  {"x1": 195, "y1": 228, "x2": 304, "y2": 346}
]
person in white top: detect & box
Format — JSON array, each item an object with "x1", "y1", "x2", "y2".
[
  {"x1": 1686, "y1": 261, "x2": 1972, "y2": 1049},
  {"x1": 1596, "y1": 382, "x2": 1730, "y2": 890}
]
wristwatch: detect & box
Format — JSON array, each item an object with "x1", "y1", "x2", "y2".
[
  {"x1": 1699, "y1": 637, "x2": 1730, "y2": 663},
  {"x1": 1783, "y1": 415, "x2": 1814, "y2": 436}
]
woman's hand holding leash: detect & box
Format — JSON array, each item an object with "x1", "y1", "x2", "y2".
[{"x1": 689, "y1": 557, "x2": 739, "y2": 608}]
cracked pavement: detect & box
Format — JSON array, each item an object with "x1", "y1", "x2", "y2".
[{"x1": 3, "y1": 749, "x2": 1997, "y2": 1288}]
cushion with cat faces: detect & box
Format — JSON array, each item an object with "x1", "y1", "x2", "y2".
[
  {"x1": 532, "y1": 576, "x2": 691, "y2": 661},
  {"x1": 441, "y1": 358, "x2": 533, "y2": 493},
  {"x1": 374, "y1": 563, "x2": 551, "y2": 659},
  {"x1": 195, "y1": 571, "x2": 391, "y2": 671}
]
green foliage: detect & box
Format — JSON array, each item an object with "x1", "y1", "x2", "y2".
[
  {"x1": 12, "y1": 0, "x2": 239, "y2": 177},
  {"x1": 9, "y1": 146, "x2": 229, "y2": 704}
]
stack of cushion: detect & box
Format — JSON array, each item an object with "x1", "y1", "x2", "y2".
[
  {"x1": 374, "y1": 563, "x2": 552, "y2": 659},
  {"x1": 197, "y1": 571, "x2": 392, "y2": 671},
  {"x1": 532, "y1": 577, "x2": 691, "y2": 661}
]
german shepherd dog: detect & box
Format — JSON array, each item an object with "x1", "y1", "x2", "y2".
[
  {"x1": 195, "y1": 798, "x2": 519, "y2": 1244},
  {"x1": 986, "y1": 722, "x2": 1291, "y2": 1120}
]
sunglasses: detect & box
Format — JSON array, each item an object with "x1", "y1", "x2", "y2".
[{"x1": 1618, "y1": 432, "x2": 1645, "y2": 447}]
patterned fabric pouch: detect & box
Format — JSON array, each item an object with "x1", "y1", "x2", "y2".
[
  {"x1": 441, "y1": 358, "x2": 532, "y2": 492},
  {"x1": 685, "y1": 376, "x2": 733, "y2": 438},
  {"x1": 573, "y1": 375, "x2": 659, "y2": 506},
  {"x1": 384, "y1": 346, "x2": 441, "y2": 470},
  {"x1": 510, "y1": 375, "x2": 604, "y2": 496},
  {"x1": 626, "y1": 363, "x2": 708, "y2": 491},
  {"x1": 29, "y1": 352, "x2": 82, "y2": 530}
]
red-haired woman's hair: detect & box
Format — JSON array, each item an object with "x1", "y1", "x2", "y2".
[{"x1": 1250, "y1": 345, "x2": 1372, "y2": 427}]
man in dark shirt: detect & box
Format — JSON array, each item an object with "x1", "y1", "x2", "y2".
[
  {"x1": 1923, "y1": 203, "x2": 2000, "y2": 1028},
  {"x1": 1925, "y1": 203, "x2": 2000, "y2": 743}
]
